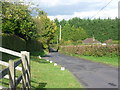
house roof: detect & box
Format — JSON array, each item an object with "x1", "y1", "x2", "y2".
[{"x1": 82, "y1": 38, "x2": 101, "y2": 44}]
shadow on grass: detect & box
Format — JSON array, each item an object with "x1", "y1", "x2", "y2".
[
  {"x1": 0, "y1": 81, "x2": 9, "y2": 86},
  {"x1": 42, "y1": 55, "x2": 51, "y2": 57},
  {"x1": 31, "y1": 80, "x2": 47, "y2": 89},
  {"x1": 34, "y1": 60, "x2": 49, "y2": 64},
  {"x1": 30, "y1": 51, "x2": 44, "y2": 56},
  {"x1": 31, "y1": 57, "x2": 50, "y2": 64}
]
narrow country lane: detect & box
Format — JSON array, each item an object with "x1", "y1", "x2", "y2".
[{"x1": 43, "y1": 52, "x2": 118, "y2": 88}]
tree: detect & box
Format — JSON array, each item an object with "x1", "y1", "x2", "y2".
[
  {"x1": 2, "y1": 1, "x2": 37, "y2": 40},
  {"x1": 34, "y1": 10, "x2": 57, "y2": 48},
  {"x1": 71, "y1": 27, "x2": 88, "y2": 41}
]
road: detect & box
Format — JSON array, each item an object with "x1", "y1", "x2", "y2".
[{"x1": 43, "y1": 52, "x2": 118, "y2": 88}]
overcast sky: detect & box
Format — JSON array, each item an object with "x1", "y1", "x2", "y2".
[{"x1": 25, "y1": 0, "x2": 118, "y2": 20}]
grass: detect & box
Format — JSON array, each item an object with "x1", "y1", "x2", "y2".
[
  {"x1": 31, "y1": 56, "x2": 83, "y2": 88},
  {"x1": 77, "y1": 55, "x2": 118, "y2": 67},
  {"x1": 60, "y1": 51, "x2": 118, "y2": 67},
  {"x1": 0, "y1": 55, "x2": 83, "y2": 88}
]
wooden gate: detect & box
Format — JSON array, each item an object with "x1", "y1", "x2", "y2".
[{"x1": 0, "y1": 47, "x2": 30, "y2": 89}]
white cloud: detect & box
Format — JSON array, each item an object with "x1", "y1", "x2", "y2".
[
  {"x1": 48, "y1": 15, "x2": 73, "y2": 21},
  {"x1": 25, "y1": 0, "x2": 118, "y2": 7},
  {"x1": 24, "y1": 0, "x2": 118, "y2": 20},
  {"x1": 74, "y1": 9, "x2": 118, "y2": 19},
  {"x1": 24, "y1": 0, "x2": 60, "y2": 7},
  {"x1": 48, "y1": 8, "x2": 118, "y2": 21}
]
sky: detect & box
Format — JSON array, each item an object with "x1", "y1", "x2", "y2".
[{"x1": 24, "y1": 0, "x2": 118, "y2": 21}]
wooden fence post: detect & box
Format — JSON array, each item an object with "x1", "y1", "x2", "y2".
[
  {"x1": 21, "y1": 51, "x2": 27, "y2": 89},
  {"x1": 21, "y1": 51, "x2": 30, "y2": 89},
  {"x1": 9, "y1": 60, "x2": 16, "y2": 89},
  {"x1": 25, "y1": 51, "x2": 31, "y2": 88}
]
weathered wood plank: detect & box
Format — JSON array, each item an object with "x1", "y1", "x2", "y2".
[
  {"x1": 14, "y1": 60, "x2": 22, "y2": 68},
  {"x1": 0, "y1": 47, "x2": 21, "y2": 57},
  {"x1": 0, "y1": 85, "x2": 7, "y2": 89},
  {"x1": 9, "y1": 60, "x2": 16, "y2": 89},
  {"x1": 0, "y1": 60, "x2": 9, "y2": 66},
  {"x1": 16, "y1": 75, "x2": 22, "y2": 86},
  {"x1": 24, "y1": 52, "x2": 31, "y2": 88},
  {"x1": 0, "y1": 67, "x2": 9, "y2": 79},
  {"x1": 4, "y1": 75, "x2": 22, "y2": 84},
  {"x1": 0, "y1": 50, "x2": 30, "y2": 89},
  {"x1": 0, "y1": 60, "x2": 22, "y2": 71},
  {"x1": 21, "y1": 52, "x2": 27, "y2": 88}
]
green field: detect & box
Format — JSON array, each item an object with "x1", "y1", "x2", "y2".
[{"x1": 31, "y1": 56, "x2": 83, "y2": 88}]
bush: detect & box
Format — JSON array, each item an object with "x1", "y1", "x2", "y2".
[
  {"x1": 1, "y1": 33, "x2": 26, "y2": 61},
  {"x1": 60, "y1": 40, "x2": 83, "y2": 45},
  {"x1": 60, "y1": 44, "x2": 118, "y2": 57},
  {"x1": 26, "y1": 39, "x2": 43, "y2": 53},
  {"x1": 1, "y1": 33, "x2": 44, "y2": 61},
  {"x1": 112, "y1": 40, "x2": 119, "y2": 44}
]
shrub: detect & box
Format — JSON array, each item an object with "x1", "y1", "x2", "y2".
[
  {"x1": 1, "y1": 33, "x2": 44, "y2": 61},
  {"x1": 26, "y1": 39, "x2": 43, "y2": 53},
  {"x1": 60, "y1": 44, "x2": 118, "y2": 57},
  {"x1": 112, "y1": 40, "x2": 119, "y2": 44},
  {"x1": 1, "y1": 33, "x2": 26, "y2": 61}
]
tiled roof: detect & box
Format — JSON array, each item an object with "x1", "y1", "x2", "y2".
[{"x1": 82, "y1": 38, "x2": 101, "y2": 44}]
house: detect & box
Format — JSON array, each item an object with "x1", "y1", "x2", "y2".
[{"x1": 82, "y1": 38, "x2": 101, "y2": 44}]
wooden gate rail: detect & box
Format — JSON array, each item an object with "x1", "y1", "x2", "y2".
[{"x1": 0, "y1": 47, "x2": 30, "y2": 89}]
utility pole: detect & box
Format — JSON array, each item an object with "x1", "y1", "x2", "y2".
[
  {"x1": 93, "y1": 35, "x2": 95, "y2": 41},
  {"x1": 59, "y1": 25, "x2": 61, "y2": 41},
  {"x1": 57, "y1": 36, "x2": 58, "y2": 45}
]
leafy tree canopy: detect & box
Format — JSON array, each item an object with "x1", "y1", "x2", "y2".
[{"x1": 2, "y1": 1, "x2": 37, "y2": 40}]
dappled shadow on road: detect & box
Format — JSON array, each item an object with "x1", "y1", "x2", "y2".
[{"x1": 49, "y1": 48, "x2": 58, "y2": 53}]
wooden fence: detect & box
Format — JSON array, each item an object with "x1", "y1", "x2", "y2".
[{"x1": 0, "y1": 47, "x2": 30, "y2": 89}]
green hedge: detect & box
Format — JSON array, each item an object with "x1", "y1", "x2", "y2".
[
  {"x1": 26, "y1": 39, "x2": 43, "y2": 54},
  {"x1": 1, "y1": 34, "x2": 44, "y2": 61},
  {"x1": 1, "y1": 34, "x2": 26, "y2": 61},
  {"x1": 60, "y1": 44, "x2": 118, "y2": 57},
  {"x1": 2, "y1": 34, "x2": 26, "y2": 51}
]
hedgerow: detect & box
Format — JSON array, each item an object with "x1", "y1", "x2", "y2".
[{"x1": 60, "y1": 44, "x2": 118, "y2": 57}]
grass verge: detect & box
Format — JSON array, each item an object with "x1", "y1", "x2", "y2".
[
  {"x1": 60, "y1": 51, "x2": 118, "y2": 67},
  {"x1": 0, "y1": 55, "x2": 83, "y2": 88},
  {"x1": 31, "y1": 56, "x2": 83, "y2": 88}
]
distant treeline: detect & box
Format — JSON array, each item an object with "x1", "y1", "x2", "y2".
[{"x1": 53, "y1": 17, "x2": 118, "y2": 43}]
